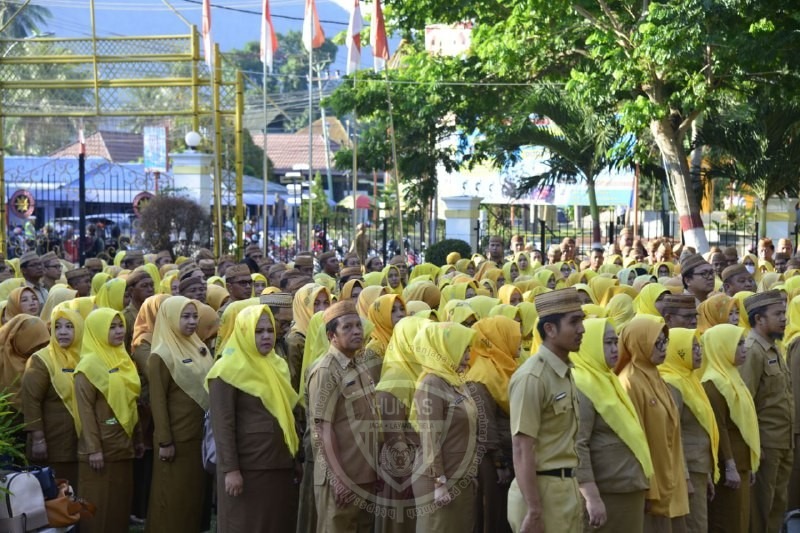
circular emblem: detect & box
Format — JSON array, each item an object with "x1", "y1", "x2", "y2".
[
  {"x1": 132, "y1": 191, "x2": 154, "y2": 217},
  {"x1": 9, "y1": 190, "x2": 34, "y2": 218}
]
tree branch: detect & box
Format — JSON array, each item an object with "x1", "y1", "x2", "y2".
[{"x1": 678, "y1": 108, "x2": 703, "y2": 138}]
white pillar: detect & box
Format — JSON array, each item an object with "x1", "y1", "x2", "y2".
[
  {"x1": 765, "y1": 197, "x2": 797, "y2": 240},
  {"x1": 441, "y1": 195, "x2": 482, "y2": 251},
  {"x1": 168, "y1": 150, "x2": 215, "y2": 213}
]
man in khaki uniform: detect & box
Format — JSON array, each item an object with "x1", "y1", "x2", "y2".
[
  {"x1": 739, "y1": 290, "x2": 793, "y2": 533},
  {"x1": 308, "y1": 300, "x2": 380, "y2": 533},
  {"x1": 508, "y1": 288, "x2": 585, "y2": 533}
]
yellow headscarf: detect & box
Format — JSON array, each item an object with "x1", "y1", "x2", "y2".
[
  {"x1": 572, "y1": 318, "x2": 654, "y2": 478},
  {"x1": 367, "y1": 294, "x2": 405, "y2": 351},
  {"x1": 581, "y1": 303, "x2": 606, "y2": 318},
  {"x1": 402, "y1": 281, "x2": 441, "y2": 309},
  {"x1": 65, "y1": 296, "x2": 95, "y2": 319},
  {"x1": 697, "y1": 294, "x2": 735, "y2": 335},
  {"x1": 514, "y1": 252, "x2": 535, "y2": 277},
  {"x1": 732, "y1": 291, "x2": 754, "y2": 331},
  {"x1": 206, "y1": 275, "x2": 225, "y2": 288},
  {"x1": 784, "y1": 294, "x2": 800, "y2": 350},
  {"x1": 376, "y1": 316, "x2": 430, "y2": 409},
  {"x1": 517, "y1": 302, "x2": 538, "y2": 340},
  {"x1": 31, "y1": 305, "x2": 84, "y2": 433},
  {"x1": 606, "y1": 293, "x2": 635, "y2": 333},
  {"x1": 409, "y1": 263, "x2": 441, "y2": 283},
  {"x1": 159, "y1": 271, "x2": 179, "y2": 295},
  {"x1": 406, "y1": 301, "x2": 431, "y2": 315},
  {"x1": 40, "y1": 287, "x2": 78, "y2": 325},
  {"x1": 440, "y1": 283, "x2": 471, "y2": 307},
  {"x1": 488, "y1": 303, "x2": 520, "y2": 321},
  {"x1": 151, "y1": 296, "x2": 215, "y2": 410},
  {"x1": 465, "y1": 316, "x2": 520, "y2": 413},
  {"x1": 758, "y1": 272, "x2": 782, "y2": 293},
  {"x1": 90, "y1": 272, "x2": 111, "y2": 296},
  {"x1": 501, "y1": 262, "x2": 519, "y2": 285},
  {"x1": 658, "y1": 328, "x2": 720, "y2": 482},
  {"x1": 217, "y1": 297, "x2": 260, "y2": 355},
  {"x1": 356, "y1": 285, "x2": 388, "y2": 319},
  {"x1": 291, "y1": 283, "x2": 331, "y2": 336},
  {"x1": 0, "y1": 278, "x2": 26, "y2": 301},
  {"x1": 589, "y1": 276, "x2": 619, "y2": 306},
  {"x1": 205, "y1": 284, "x2": 229, "y2": 311},
  {"x1": 95, "y1": 278, "x2": 126, "y2": 311},
  {"x1": 5, "y1": 286, "x2": 39, "y2": 320},
  {"x1": 206, "y1": 305, "x2": 299, "y2": 456},
  {"x1": 700, "y1": 324, "x2": 760, "y2": 471},
  {"x1": 498, "y1": 284, "x2": 522, "y2": 306},
  {"x1": 340, "y1": 279, "x2": 364, "y2": 301},
  {"x1": 381, "y1": 265, "x2": 404, "y2": 295},
  {"x1": 251, "y1": 273, "x2": 268, "y2": 294},
  {"x1": 362, "y1": 271, "x2": 385, "y2": 287},
  {"x1": 113, "y1": 250, "x2": 126, "y2": 267},
  {"x1": 298, "y1": 311, "x2": 329, "y2": 401},
  {"x1": 467, "y1": 295, "x2": 500, "y2": 319},
  {"x1": 784, "y1": 275, "x2": 800, "y2": 301},
  {"x1": 75, "y1": 308, "x2": 140, "y2": 436},
  {"x1": 633, "y1": 283, "x2": 669, "y2": 317},
  {"x1": 131, "y1": 294, "x2": 169, "y2": 350}
]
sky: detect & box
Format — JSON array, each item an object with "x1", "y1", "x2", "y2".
[{"x1": 33, "y1": 0, "x2": 387, "y2": 74}]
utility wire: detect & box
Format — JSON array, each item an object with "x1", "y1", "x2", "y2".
[{"x1": 177, "y1": 0, "x2": 348, "y2": 26}]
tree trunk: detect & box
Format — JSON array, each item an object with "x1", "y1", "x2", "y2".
[
  {"x1": 759, "y1": 196, "x2": 768, "y2": 238},
  {"x1": 650, "y1": 117, "x2": 710, "y2": 253},
  {"x1": 586, "y1": 177, "x2": 602, "y2": 247}
]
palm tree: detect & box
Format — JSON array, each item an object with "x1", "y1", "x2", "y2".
[
  {"x1": 0, "y1": 2, "x2": 51, "y2": 38},
  {"x1": 486, "y1": 84, "x2": 629, "y2": 245},
  {"x1": 698, "y1": 99, "x2": 800, "y2": 238}
]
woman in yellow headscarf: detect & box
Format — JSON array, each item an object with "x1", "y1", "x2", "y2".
[
  {"x1": 4, "y1": 285, "x2": 41, "y2": 321},
  {"x1": 502, "y1": 261, "x2": 520, "y2": 285},
  {"x1": 533, "y1": 269, "x2": 557, "y2": 291},
  {"x1": 0, "y1": 314, "x2": 49, "y2": 416},
  {"x1": 403, "y1": 280, "x2": 441, "y2": 309},
  {"x1": 205, "y1": 284, "x2": 230, "y2": 311},
  {"x1": 659, "y1": 328, "x2": 720, "y2": 530},
  {"x1": 617, "y1": 316, "x2": 689, "y2": 527},
  {"x1": 498, "y1": 284, "x2": 523, "y2": 306},
  {"x1": 588, "y1": 276, "x2": 619, "y2": 307},
  {"x1": 488, "y1": 303, "x2": 521, "y2": 323},
  {"x1": 410, "y1": 321, "x2": 478, "y2": 532},
  {"x1": 39, "y1": 286, "x2": 77, "y2": 325},
  {"x1": 340, "y1": 279, "x2": 364, "y2": 301},
  {"x1": 66, "y1": 296, "x2": 96, "y2": 319},
  {"x1": 21, "y1": 305, "x2": 84, "y2": 488},
  {"x1": 514, "y1": 252, "x2": 535, "y2": 278},
  {"x1": 216, "y1": 298, "x2": 260, "y2": 356},
  {"x1": 74, "y1": 308, "x2": 142, "y2": 533},
  {"x1": 363, "y1": 294, "x2": 407, "y2": 383},
  {"x1": 701, "y1": 324, "x2": 759, "y2": 533},
  {"x1": 95, "y1": 278, "x2": 127, "y2": 311},
  {"x1": 467, "y1": 295, "x2": 500, "y2": 319},
  {"x1": 0, "y1": 277, "x2": 26, "y2": 302},
  {"x1": 479, "y1": 277, "x2": 497, "y2": 297},
  {"x1": 573, "y1": 317, "x2": 653, "y2": 532},
  {"x1": 517, "y1": 302, "x2": 537, "y2": 359},
  {"x1": 606, "y1": 293, "x2": 635, "y2": 334},
  {"x1": 633, "y1": 282, "x2": 669, "y2": 317},
  {"x1": 286, "y1": 284, "x2": 330, "y2": 391},
  {"x1": 454, "y1": 258, "x2": 475, "y2": 276},
  {"x1": 409, "y1": 262, "x2": 441, "y2": 283},
  {"x1": 382, "y1": 264, "x2": 404, "y2": 295},
  {"x1": 90, "y1": 272, "x2": 111, "y2": 296},
  {"x1": 146, "y1": 296, "x2": 214, "y2": 532},
  {"x1": 440, "y1": 283, "x2": 476, "y2": 308},
  {"x1": 251, "y1": 273, "x2": 268, "y2": 295},
  {"x1": 159, "y1": 271, "x2": 179, "y2": 296},
  {"x1": 362, "y1": 271, "x2": 385, "y2": 287},
  {"x1": 697, "y1": 294, "x2": 738, "y2": 334},
  {"x1": 207, "y1": 305, "x2": 300, "y2": 532},
  {"x1": 482, "y1": 268, "x2": 506, "y2": 289},
  {"x1": 465, "y1": 316, "x2": 520, "y2": 533},
  {"x1": 732, "y1": 291, "x2": 754, "y2": 331},
  {"x1": 356, "y1": 285, "x2": 388, "y2": 320}
]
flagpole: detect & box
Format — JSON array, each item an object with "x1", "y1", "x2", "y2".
[
  {"x1": 308, "y1": 46, "x2": 314, "y2": 251},
  {"x1": 351, "y1": 70, "x2": 359, "y2": 235},
  {"x1": 383, "y1": 69, "x2": 404, "y2": 250},
  {"x1": 262, "y1": 58, "x2": 270, "y2": 256}
]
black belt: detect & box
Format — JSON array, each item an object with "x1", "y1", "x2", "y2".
[{"x1": 536, "y1": 468, "x2": 574, "y2": 478}]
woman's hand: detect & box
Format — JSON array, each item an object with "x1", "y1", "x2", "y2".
[
  {"x1": 89, "y1": 452, "x2": 104, "y2": 471},
  {"x1": 584, "y1": 494, "x2": 607, "y2": 529},
  {"x1": 31, "y1": 438, "x2": 47, "y2": 461},
  {"x1": 159, "y1": 444, "x2": 175, "y2": 463},
  {"x1": 434, "y1": 483, "x2": 451, "y2": 506},
  {"x1": 225, "y1": 470, "x2": 244, "y2": 497},
  {"x1": 724, "y1": 468, "x2": 741, "y2": 489}
]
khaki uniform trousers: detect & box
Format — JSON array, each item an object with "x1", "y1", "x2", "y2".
[{"x1": 507, "y1": 475, "x2": 581, "y2": 533}]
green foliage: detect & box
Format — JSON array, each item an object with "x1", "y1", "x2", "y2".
[
  {"x1": 425, "y1": 238, "x2": 471, "y2": 267},
  {"x1": 137, "y1": 194, "x2": 211, "y2": 254},
  {"x1": 0, "y1": 1, "x2": 51, "y2": 38},
  {"x1": 0, "y1": 389, "x2": 25, "y2": 465},
  {"x1": 300, "y1": 172, "x2": 331, "y2": 222}
]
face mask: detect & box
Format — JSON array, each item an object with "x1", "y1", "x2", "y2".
[{"x1": 745, "y1": 265, "x2": 755, "y2": 274}]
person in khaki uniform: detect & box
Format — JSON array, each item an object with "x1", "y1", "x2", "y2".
[
  {"x1": 786, "y1": 294, "x2": 800, "y2": 510},
  {"x1": 738, "y1": 290, "x2": 793, "y2": 533},
  {"x1": 308, "y1": 300, "x2": 380, "y2": 533},
  {"x1": 507, "y1": 288, "x2": 585, "y2": 533}
]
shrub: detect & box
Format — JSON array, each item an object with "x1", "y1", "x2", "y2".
[
  {"x1": 424, "y1": 239, "x2": 471, "y2": 266},
  {"x1": 138, "y1": 195, "x2": 211, "y2": 255}
]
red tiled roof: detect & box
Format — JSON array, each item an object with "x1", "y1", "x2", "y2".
[
  {"x1": 249, "y1": 132, "x2": 340, "y2": 172},
  {"x1": 50, "y1": 131, "x2": 143, "y2": 162}
]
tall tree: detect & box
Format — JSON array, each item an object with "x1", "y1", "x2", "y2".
[
  {"x1": 384, "y1": 0, "x2": 800, "y2": 252},
  {"x1": 0, "y1": 1, "x2": 51, "y2": 37}
]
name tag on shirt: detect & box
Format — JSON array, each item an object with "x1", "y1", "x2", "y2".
[
  {"x1": 345, "y1": 380, "x2": 356, "y2": 387},
  {"x1": 768, "y1": 358, "x2": 778, "y2": 365},
  {"x1": 554, "y1": 392, "x2": 567, "y2": 401},
  {"x1": 182, "y1": 358, "x2": 193, "y2": 364},
  {"x1": 108, "y1": 368, "x2": 119, "y2": 374},
  {"x1": 61, "y1": 368, "x2": 74, "y2": 373},
  {"x1": 103, "y1": 417, "x2": 118, "y2": 425}
]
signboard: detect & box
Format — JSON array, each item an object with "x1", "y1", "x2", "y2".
[
  {"x1": 143, "y1": 126, "x2": 168, "y2": 172},
  {"x1": 132, "y1": 191, "x2": 154, "y2": 217},
  {"x1": 9, "y1": 189, "x2": 35, "y2": 218},
  {"x1": 425, "y1": 23, "x2": 473, "y2": 56}
]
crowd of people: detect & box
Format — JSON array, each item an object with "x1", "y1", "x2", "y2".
[{"x1": 0, "y1": 229, "x2": 798, "y2": 533}]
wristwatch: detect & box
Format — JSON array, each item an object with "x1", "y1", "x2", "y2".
[{"x1": 434, "y1": 475, "x2": 446, "y2": 487}]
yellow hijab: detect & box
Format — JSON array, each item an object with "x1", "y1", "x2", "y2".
[
  {"x1": 697, "y1": 294, "x2": 734, "y2": 335},
  {"x1": 465, "y1": 316, "x2": 520, "y2": 413},
  {"x1": 589, "y1": 276, "x2": 619, "y2": 306},
  {"x1": 410, "y1": 263, "x2": 441, "y2": 282},
  {"x1": 440, "y1": 283, "x2": 471, "y2": 307},
  {"x1": 0, "y1": 278, "x2": 26, "y2": 301},
  {"x1": 65, "y1": 296, "x2": 95, "y2": 319},
  {"x1": 217, "y1": 297, "x2": 260, "y2": 355},
  {"x1": 95, "y1": 278, "x2": 126, "y2": 311},
  {"x1": 139, "y1": 262, "x2": 162, "y2": 288},
  {"x1": 498, "y1": 284, "x2": 522, "y2": 306},
  {"x1": 488, "y1": 303, "x2": 520, "y2": 321},
  {"x1": 151, "y1": 296, "x2": 215, "y2": 410},
  {"x1": 75, "y1": 308, "x2": 140, "y2": 436},
  {"x1": 40, "y1": 287, "x2": 78, "y2": 325},
  {"x1": 298, "y1": 311, "x2": 329, "y2": 401},
  {"x1": 206, "y1": 305, "x2": 299, "y2": 456},
  {"x1": 784, "y1": 294, "x2": 800, "y2": 350},
  {"x1": 32, "y1": 305, "x2": 84, "y2": 433},
  {"x1": 356, "y1": 285, "x2": 388, "y2": 319},
  {"x1": 658, "y1": 328, "x2": 720, "y2": 482},
  {"x1": 606, "y1": 293, "x2": 635, "y2": 333},
  {"x1": 732, "y1": 291, "x2": 754, "y2": 331},
  {"x1": 159, "y1": 271, "x2": 179, "y2": 295},
  {"x1": 700, "y1": 324, "x2": 760, "y2": 471},
  {"x1": 340, "y1": 279, "x2": 364, "y2": 301},
  {"x1": 362, "y1": 271, "x2": 385, "y2": 287},
  {"x1": 402, "y1": 281, "x2": 441, "y2": 309},
  {"x1": 5, "y1": 286, "x2": 39, "y2": 320},
  {"x1": 572, "y1": 318, "x2": 654, "y2": 478},
  {"x1": 131, "y1": 294, "x2": 169, "y2": 350},
  {"x1": 90, "y1": 272, "x2": 111, "y2": 296},
  {"x1": 467, "y1": 295, "x2": 500, "y2": 319},
  {"x1": 368, "y1": 293, "x2": 406, "y2": 350},
  {"x1": 382, "y1": 265, "x2": 404, "y2": 295},
  {"x1": 291, "y1": 283, "x2": 331, "y2": 336},
  {"x1": 633, "y1": 283, "x2": 669, "y2": 317},
  {"x1": 376, "y1": 316, "x2": 430, "y2": 409},
  {"x1": 205, "y1": 284, "x2": 229, "y2": 311}
]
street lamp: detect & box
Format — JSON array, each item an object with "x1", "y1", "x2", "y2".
[{"x1": 185, "y1": 131, "x2": 202, "y2": 151}]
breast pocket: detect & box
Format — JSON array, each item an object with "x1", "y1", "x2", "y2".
[
  {"x1": 342, "y1": 385, "x2": 369, "y2": 420},
  {"x1": 763, "y1": 359, "x2": 787, "y2": 394},
  {"x1": 551, "y1": 393, "x2": 576, "y2": 431}
]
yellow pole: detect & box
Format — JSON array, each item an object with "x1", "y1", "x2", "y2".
[
  {"x1": 89, "y1": 0, "x2": 100, "y2": 115},
  {"x1": 235, "y1": 70, "x2": 244, "y2": 258},
  {"x1": 212, "y1": 44, "x2": 224, "y2": 259},
  {"x1": 190, "y1": 26, "x2": 200, "y2": 132}
]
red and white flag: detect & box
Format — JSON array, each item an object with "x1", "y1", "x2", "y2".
[
  {"x1": 302, "y1": 0, "x2": 325, "y2": 52},
  {"x1": 370, "y1": 0, "x2": 389, "y2": 72},
  {"x1": 345, "y1": 0, "x2": 363, "y2": 75},
  {"x1": 260, "y1": 0, "x2": 278, "y2": 73},
  {"x1": 202, "y1": 0, "x2": 213, "y2": 67}
]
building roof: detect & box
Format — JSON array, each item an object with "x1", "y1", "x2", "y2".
[
  {"x1": 249, "y1": 131, "x2": 341, "y2": 173},
  {"x1": 295, "y1": 117, "x2": 351, "y2": 148},
  {"x1": 50, "y1": 131, "x2": 144, "y2": 163}
]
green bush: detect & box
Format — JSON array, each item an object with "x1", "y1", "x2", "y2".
[{"x1": 424, "y1": 239, "x2": 472, "y2": 266}]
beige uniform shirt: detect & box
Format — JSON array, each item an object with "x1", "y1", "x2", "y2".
[
  {"x1": 740, "y1": 329, "x2": 794, "y2": 450},
  {"x1": 509, "y1": 345, "x2": 579, "y2": 471}
]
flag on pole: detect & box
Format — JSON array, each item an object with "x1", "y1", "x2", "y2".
[
  {"x1": 370, "y1": 0, "x2": 389, "y2": 72},
  {"x1": 202, "y1": 0, "x2": 213, "y2": 67},
  {"x1": 260, "y1": 0, "x2": 278, "y2": 73},
  {"x1": 302, "y1": 0, "x2": 325, "y2": 52},
  {"x1": 345, "y1": 0, "x2": 363, "y2": 75}
]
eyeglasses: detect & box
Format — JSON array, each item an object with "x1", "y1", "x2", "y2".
[
  {"x1": 46, "y1": 263, "x2": 61, "y2": 269},
  {"x1": 232, "y1": 279, "x2": 253, "y2": 286},
  {"x1": 655, "y1": 336, "x2": 668, "y2": 350},
  {"x1": 693, "y1": 269, "x2": 715, "y2": 279}
]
